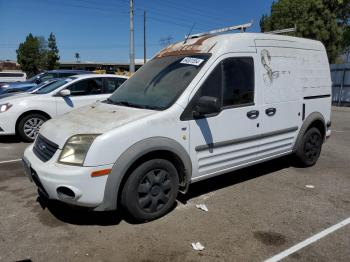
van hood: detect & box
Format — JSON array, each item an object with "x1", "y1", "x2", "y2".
[{"x1": 39, "y1": 102, "x2": 157, "y2": 148}]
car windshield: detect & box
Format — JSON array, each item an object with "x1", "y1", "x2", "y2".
[
  {"x1": 35, "y1": 78, "x2": 73, "y2": 94},
  {"x1": 26, "y1": 80, "x2": 58, "y2": 92},
  {"x1": 27, "y1": 73, "x2": 45, "y2": 82},
  {"x1": 107, "y1": 54, "x2": 210, "y2": 110}
]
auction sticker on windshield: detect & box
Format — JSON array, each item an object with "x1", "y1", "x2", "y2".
[{"x1": 180, "y1": 57, "x2": 204, "y2": 66}]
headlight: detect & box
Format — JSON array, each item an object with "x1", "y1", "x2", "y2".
[
  {"x1": 0, "y1": 103, "x2": 12, "y2": 113},
  {"x1": 58, "y1": 134, "x2": 99, "y2": 166},
  {"x1": 0, "y1": 84, "x2": 9, "y2": 88}
]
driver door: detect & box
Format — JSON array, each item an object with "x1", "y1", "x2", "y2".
[
  {"x1": 186, "y1": 55, "x2": 263, "y2": 180},
  {"x1": 56, "y1": 77, "x2": 106, "y2": 116}
]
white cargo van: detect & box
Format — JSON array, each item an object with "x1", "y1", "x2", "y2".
[{"x1": 23, "y1": 32, "x2": 331, "y2": 221}]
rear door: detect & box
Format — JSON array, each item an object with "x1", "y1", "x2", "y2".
[
  {"x1": 56, "y1": 77, "x2": 106, "y2": 115},
  {"x1": 255, "y1": 41, "x2": 302, "y2": 159},
  {"x1": 186, "y1": 55, "x2": 264, "y2": 180}
]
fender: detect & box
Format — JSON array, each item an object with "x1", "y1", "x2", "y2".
[
  {"x1": 94, "y1": 137, "x2": 192, "y2": 211},
  {"x1": 293, "y1": 112, "x2": 326, "y2": 152}
]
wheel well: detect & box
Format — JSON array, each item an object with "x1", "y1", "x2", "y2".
[
  {"x1": 15, "y1": 110, "x2": 51, "y2": 131},
  {"x1": 307, "y1": 119, "x2": 326, "y2": 139},
  {"x1": 117, "y1": 150, "x2": 187, "y2": 203}
]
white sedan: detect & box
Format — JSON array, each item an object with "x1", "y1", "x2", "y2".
[{"x1": 0, "y1": 74, "x2": 128, "y2": 141}]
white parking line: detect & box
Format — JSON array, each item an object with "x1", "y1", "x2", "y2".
[
  {"x1": 264, "y1": 216, "x2": 350, "y2": 262},
  {"x1": 331, "y1": 129, "x2": 347, "y2": 133},
  {"x1": 0, "y1": 159, "x2": 22, "y2": 164}
]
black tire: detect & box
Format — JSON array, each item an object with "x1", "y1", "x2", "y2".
[
  {"x1": 121, "y1": 159, "x2": 179, "y2": 222},
  {"x1": 295, "y1": 127, "x2": 323, "y2": 167},
  {"x1": 17, "y1": 113, "x2": 48, "y2": 142}
]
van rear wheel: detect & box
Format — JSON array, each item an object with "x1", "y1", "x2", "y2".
[
  {"x1": 296, "y1": 127, "x2": 323, "y2": 167},
  {"x1": 121, "y1": 159, "x2": 179, "y2": 222}
]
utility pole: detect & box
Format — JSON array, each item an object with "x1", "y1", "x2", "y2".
[
  {"x1": 129, "y1": 0, "x2": 135, "y2": 73},
  {"x1": 143, "y1": 10, "x2": 147, "y2": 64}
]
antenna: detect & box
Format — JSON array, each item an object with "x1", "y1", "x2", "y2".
[
  {"x1": 265, "y1": 26, "x2": 297, "y2": 35},
  {"x1": 185, "y1": 21, "x2": 253, "y2": 39},
  {"x1": 184, "y1": 23, "x2": 196, "y2": 44}
]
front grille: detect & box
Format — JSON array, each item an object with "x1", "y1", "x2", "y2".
[{"x1": 33, "y1": 134, "x2": 59, "y2": 162}]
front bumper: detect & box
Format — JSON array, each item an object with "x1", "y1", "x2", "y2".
[
  {"x1": 0, "y1": 112, "x2": 17, "y2": 135},
  {"x1": 23, "y1": 144, "x2": 112, "y2": 208}
]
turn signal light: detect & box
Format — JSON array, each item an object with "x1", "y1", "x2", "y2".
[{"x1": 91, "y1": 169, "x2": 111, "y2": 177}]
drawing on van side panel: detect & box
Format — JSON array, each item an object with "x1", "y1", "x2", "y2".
[{"x1": 261, "y1": 49, "x2": 290, "y2": 87}]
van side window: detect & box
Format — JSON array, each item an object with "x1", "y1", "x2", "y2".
[
  {"x1": 194, "y1": 64, "x2": 221, "y2": 102},
  {"x1": 222, "y1": 57, "x2": 254, "y2": 107},
  {"x1": 68, "y1": 78, "x2": 102, "y2": 96}
]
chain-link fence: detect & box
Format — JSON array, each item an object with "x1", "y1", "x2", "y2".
[{"x1": 331, "y1": 63, "x2": 350, "y2": 107}]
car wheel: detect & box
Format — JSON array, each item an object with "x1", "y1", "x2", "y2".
[
  {"x1": 17, "y1": 114, "x2": 48, "y2": 142},
  {"x1": 121, "y1": 159, "x2": 179, "y2": 222},
  {"x1": 296, "y1": 127, "x2": 323, "y2": 167}
]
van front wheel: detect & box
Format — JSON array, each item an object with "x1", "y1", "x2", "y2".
[
  {"x1": 296, "y1": 127, "x2": 323, "y2": 167},
  {"x1": 121, "y1": 159, "x2": 179, "y2": 222}
]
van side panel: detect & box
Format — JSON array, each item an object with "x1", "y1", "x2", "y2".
[
  {"x1": 298, "y1": 47, "x2": 332, "y2": 125},
  {"x1": 254, "y1": 40, "x2": 302, "y2": 158}
]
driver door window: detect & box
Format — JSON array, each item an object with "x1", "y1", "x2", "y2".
[
  {"x1": 68, "y1": 78, "x2": 102, "y2": 96},
  {"x1": 182, "y1": 57, "x2": 255, "y2": 120}
]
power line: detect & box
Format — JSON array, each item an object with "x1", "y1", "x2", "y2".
[{"x1": 139, "y1": 0, "x2": 236, "y2": 27}]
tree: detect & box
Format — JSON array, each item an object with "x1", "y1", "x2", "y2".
[
  {"x1": 260, "y1": 0, "x2": 349, "y2": 63},
  {"x1": 46, "y1": 33, "x2": 60, "y2": 70},
  {"x1": 16, "y1": 34, "x2": 42, "y2": 77},
  {"x1": 75, "y1": 52, "x2": 80, "y2": 63}
]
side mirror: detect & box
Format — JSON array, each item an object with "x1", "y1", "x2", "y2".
[
  {"x1": 35, "y1": 77, "x2": 41, "y2": 84},
  {"x1": 58, "y1": 89, "x2": 71, "y2": 97},
  {"x1": 193, "y1": 96, "x2": 220, "y2": 118}
]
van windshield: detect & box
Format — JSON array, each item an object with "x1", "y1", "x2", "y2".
[{"x1": 107, "y1": 54, "x2": 210, "y2": 110}]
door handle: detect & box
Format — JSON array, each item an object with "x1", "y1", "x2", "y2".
[
  {"x1": 247, "y1": 110, "x2": 259, "y2": 119},
  {"x1": 265, "y1": 108, "x2": 276, "y2": 116}
]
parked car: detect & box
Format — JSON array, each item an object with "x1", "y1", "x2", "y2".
[
  {"x1": 23, "y1": 33, "x2": 331, "y2": 222},
  {"x1": 0, "y1": 70, "x2": 92, "y2": 94},
  {"x1": 0, "y1": 74, "x2": 128, "y2": 141},
  {"x1": 0, "y1": 71, "x2": 27, "y2": 82},
  {"x1": 0, "y1": 78, "x2": 61, "y2": 100}
]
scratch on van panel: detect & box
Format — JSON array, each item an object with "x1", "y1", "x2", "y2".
[
  {"x1": 261, "y1": 49, "x2": 291, "y2": 87},
  {"x1": 261, "y1": 49, "x2": 280, "y2": 86}
]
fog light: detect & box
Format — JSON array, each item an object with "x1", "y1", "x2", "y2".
[{"x1": 57, "y1": 186, "x2": 75, "y2": 200}]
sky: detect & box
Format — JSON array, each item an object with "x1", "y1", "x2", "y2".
[{"x1": 0, "y1": 0, "x2": 274, "y2": 63}]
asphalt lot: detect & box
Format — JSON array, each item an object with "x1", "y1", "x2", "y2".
[{"x1": 0, "y1": 107, "x2": 350, "y2": 262}]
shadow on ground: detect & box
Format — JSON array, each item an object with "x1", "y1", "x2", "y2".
[
  {"x1": 37, "y1": 196, "x2": 124, "y2": 226},
  {"x1": 178, "y1": 155, "x2": 295, "y2": 204},
  {"x1": 0, "y1": 135, "x2": 24, "y2": 144},
  {"x1": 38, "y1": 155, "x2": 297, "y2": 226}
]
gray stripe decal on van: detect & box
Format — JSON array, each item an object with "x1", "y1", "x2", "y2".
[
  {"x1": 195, "y1": 126, "x2": 298, "y2": 152},
  {"x1": 304, "y1": 94, "x2": 331, "y2": 100}
]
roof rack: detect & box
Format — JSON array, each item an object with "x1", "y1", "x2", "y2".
[
  {"x1": 185, "y1": 21, "x2": 253, "y2": 39},
  {"x1": 265, "y1": 26, "x2": 297, "y2": 35}
]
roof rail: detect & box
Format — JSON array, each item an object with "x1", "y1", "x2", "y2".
[
  {"x1": 185, "y1": 21, "x2": 253, "y2": 39},
  {"x1": 265, "y1": 26, "x2": 297, "y2": 35}
]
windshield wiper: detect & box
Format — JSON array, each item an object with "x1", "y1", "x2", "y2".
[
  {"x1": 114, "y1": 101, "x2": 145, "y2": 108},
  {"x1": 104, "y1": 98, "x2": 114, "y2": 104},
  {"x1": 104, "y1": 99, "x2": 161, "y2": 110}
]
